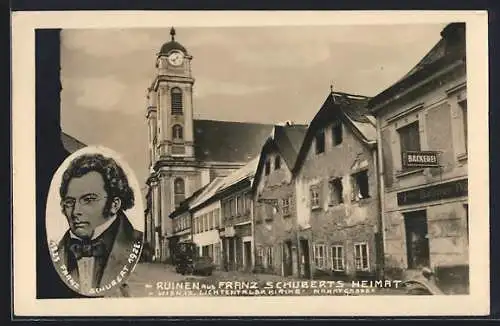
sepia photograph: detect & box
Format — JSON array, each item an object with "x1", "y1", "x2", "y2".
[
  {"x1": 11, "y1": 10, "x2": 489, "y2": 317},
  {"x1": 46, "y1": 146, "x2": 144, "y2": 297}
]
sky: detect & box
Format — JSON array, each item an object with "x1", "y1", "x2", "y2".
[{"x1": 60, "y1": 23, "x2": 448, "y2": 195}]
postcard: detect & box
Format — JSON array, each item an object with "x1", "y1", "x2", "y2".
[{"x1": 11, "y1": 10, "x2": 489, "y2": 317}]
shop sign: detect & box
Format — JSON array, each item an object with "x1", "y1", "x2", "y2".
[
  {"x1": 220, "y1": 226, "x2": 235, "y2": 238},
  {"x1": 402, "y1": 151, "x2": 440, "y2": 168},
  {"x1": 397, "y1": 178, "x2": 468, "y2": 206}
]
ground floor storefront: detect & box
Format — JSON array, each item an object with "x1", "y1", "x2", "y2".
[
  {"x1": 220, "y1": 223, "x2": 253, "y2": 272},
  {"x1": 383, "y1": 178, "x2": 469, "y2": 287},
  {"x1": 193, "y1": 230, "x2": 222, "y2": 268}
]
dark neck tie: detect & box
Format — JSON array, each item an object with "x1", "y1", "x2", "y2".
[{"x1": 69, "y1": 238, "x2": 106, "y2": 260}]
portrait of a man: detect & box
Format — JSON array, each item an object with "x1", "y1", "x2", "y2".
[{"x1": 55, "y1": 153, "x2": 143, "y2": 296}]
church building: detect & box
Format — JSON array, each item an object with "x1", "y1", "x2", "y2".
[{"x1": 145, "y1": 28, "x2": 275, "y2": 262}]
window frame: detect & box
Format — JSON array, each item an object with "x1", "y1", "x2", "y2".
[
  {"x1": 313, "y1": 244, "x2": 327, "y2": 269},
  {"x1": 265, "y1": 160, "x2": 271, "y2": 176},
  {"x1": 332, "y1": 121, "x2": 343, "y2": 146},
  {"x1": 282, "y1": 197, "x2": 291, "y2": 216},
  {"x1": 459, "y1": 99, "x2": 468, "y2": 154},
  {"x1": 331, "y1": 245, "x2": 345, "y2": 271},
  {"x1": 397, "y1": 120, "x2": 421, "y2": 171},
  {"x1": 172, "y1": 124, "x2": 183, "y2": 141},
  {"x1": 351, "y1": 170, "x2": 370, "y2": 201},
  {"x1": 173, "y1": 177, "x2": 185, "y2": 208},
  {"x1": 310, "y1": 185, "x2": 320, "y2": 210},
  {"x1": 328, "y1": 177, "x2": 343, "y2": 206},
  {"x1": 275, "y1": 155, "x2": 281, "y2": 170},
  {"x1": 354, "y1": 242, "x2": 370, "y2": 271},
  {"x1": 315, "y1": 129, "x2": 325, "y2": 154},
  {"x1": 171, "y1": 87, "x2": 183, "y2": 115},
  {"x1": 266, "y1": 247, "x2": 274, "y2": 268}
]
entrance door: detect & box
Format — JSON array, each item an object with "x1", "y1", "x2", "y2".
[
  {"x1": 299, "y1": 239, "x2": 311, "y2": 279},
  {"x1": 244, "y1": 242, "x2": 252, "y2": 271},
  {"x1": 283, "y1": 241, "x2": 293, "y2": 276},
  {"x1": 404, "y1": 210, "x2": 430, "y2": 269},
  {"x1": 228, "y1": 238, "x2": 235, "y2": 270}
]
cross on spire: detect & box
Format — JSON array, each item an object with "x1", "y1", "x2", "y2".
[{"x1": 170, "y1": 27, "x2": 176, "y2": 41}]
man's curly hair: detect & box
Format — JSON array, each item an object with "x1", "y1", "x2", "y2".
[{"x1": 59, "y1": 153, "x2": 135, "y2": 213}]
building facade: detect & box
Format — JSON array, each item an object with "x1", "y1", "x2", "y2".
[
  {"x1": 218, "y1": 159, "x2": 258, "y2": 272},
  {"x1": 145, "y1": 28, "x2": 274, "y2": 262},
  {"x1": 252, "y1": 124, "x2": 307, "y2": 277},
  {"x1": 292, "y1": 92, "x2": 382, "y2": 280},
  {"x1": 190, "y1": 177, "x2": 224, "y2": 268},
  {"x1": 368, "y1": 23, "x2": 468, "y2": 282}
]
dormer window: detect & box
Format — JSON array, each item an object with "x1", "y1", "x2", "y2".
[{"x1": 171, "y1": 87, "x2": 183, "y2": 115}]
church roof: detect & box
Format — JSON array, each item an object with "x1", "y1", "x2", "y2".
[
  {"x1": 193, "y1": 119, "x2": 275, "y2": 163},
  {"x1": 159, "y1": 41, "x2": 187, "y2": 56},
  {"x1": 61, "y1": 131, "x2": 86, "y2": 153},
  {"x1": 159, "y1": 27, "x2": 188, "y2": 56}
]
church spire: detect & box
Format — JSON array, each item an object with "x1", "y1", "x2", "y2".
[{"x1": 170, "y1": 27, "x2": 176, "y2": 41}]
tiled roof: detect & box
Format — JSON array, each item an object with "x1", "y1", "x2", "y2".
[
  {"x1": 292, "y1": 92, "x2": 376, "y2": 176},
  {"x1": 193, "y1": 119, "x2": 274, "y2": 163},
  {"x1": 252, "y1": 124, "x2": 307, "y2": 192},
  {"x1": 61, "y1": 132, "x2": 86, "y2": 153},
  {"x1": 273, "y1": 124, "x2": 308, "y2": 170},
  {"x1": 368, "y1": 23, "x2": 466, "y2": 110},
  {"x1": 169, "y1": 184, "x2": 208, "y2": 218},
  {"x1": 189, "y1": 176, "x2": 225, "y2": 211},
  {"x1": 217, "y1": 156, "x2": 260, "y2": 191}
]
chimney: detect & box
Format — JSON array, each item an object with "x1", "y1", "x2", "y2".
[{"x1": 441, "y1": 22, "x2": 466, "y2": 55}]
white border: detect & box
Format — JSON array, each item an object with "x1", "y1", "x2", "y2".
[{"x1": 12, "y1": 10, "x2": 489, "y2": 317}]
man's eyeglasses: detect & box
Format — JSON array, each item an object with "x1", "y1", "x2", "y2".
[{"x1": 61, "y1": 194, "x2": 108, "y2": 209}]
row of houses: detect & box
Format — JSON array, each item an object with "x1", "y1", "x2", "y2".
[{"x1": 164, "y1": 22, "x2": 469, "y2": 281}]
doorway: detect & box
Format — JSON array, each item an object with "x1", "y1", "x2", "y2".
[
  {"x1": 244, "y1": 241, "x2": 252, "y2": 271},
  {"x1": 283, "y1": 241, "x2": 293, "y2": 276},
  {"x1": 299, "y1": 239, "x2": 311, "y2": 279},
  {"x1": 404, "y1": 210, "x2": 430, "y2": 269}
]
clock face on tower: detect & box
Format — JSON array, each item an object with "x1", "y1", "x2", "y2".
[{"x1": 168, "y1": 52, "x2": 184, "y2": 66}]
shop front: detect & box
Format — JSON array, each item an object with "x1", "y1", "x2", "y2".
[
  {"x1": 219, "y1": 223, "x2": 252, "y2": 271},
  {"x1": 385, "y1": 178, "x2": 468, "y2": 276}
]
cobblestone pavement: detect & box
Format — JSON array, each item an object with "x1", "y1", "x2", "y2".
[{"x1": 126, "y1": 263, "x2": 407, "y2": 297}]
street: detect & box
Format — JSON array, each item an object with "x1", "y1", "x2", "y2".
[{"x1": 126, "y1": 263, "x2": 407, "y2": 297}]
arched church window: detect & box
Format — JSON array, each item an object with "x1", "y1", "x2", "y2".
[
  {"x1": 174, "y1": 178, "x2": 185, "y2": 208},
  {"x1": 172, "y1": 124, "x2": 183, "y2": 140},
  {"x1": 171, "y1": 87, "x2": 183, "y2": 115}
]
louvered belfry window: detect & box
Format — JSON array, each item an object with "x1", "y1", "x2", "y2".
[{"x1": 171, "y1": 87, "x2": 183, "y2": 115}]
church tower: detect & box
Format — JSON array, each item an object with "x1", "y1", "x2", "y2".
[{"x1": 146, "y1": 27, "x2": 198, "y2": 261}]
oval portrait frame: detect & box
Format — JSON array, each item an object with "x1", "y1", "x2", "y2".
[{"x1": 45, "y1": 145, "x2": 145, "y2": 297}]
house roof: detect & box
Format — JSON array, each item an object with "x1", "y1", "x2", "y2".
[
  {"x1": 171, "y1": 157, "x2": 261, "y2": 218},
  {"x1": 61, "y1": 132, "x2": 86, "y2": 153},
  {"x1": 291, "y1": 91, "x2": 376, "y2": 177},
  {"x1": 217, "y1": 156, "x2": 260, "y2": 191},
  {"x1": 252, "y1": 124, "x2": 308, "y2": 193},
  {"x1": 189, "y1": 176, "x2": 225, "y2": 211},
  {"x1": 193, "y1": 119, "x2": 274, "y2": 163},
  {"x1": 169, "y1": 184, "x2": 208, "y2": 219},
  {"x1": 369, "y1": 22, "x2": 466, "y2": 111}
]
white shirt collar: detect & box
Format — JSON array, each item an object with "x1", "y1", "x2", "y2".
[{"x1": 69, "y1": 214, "x2": 118, "y2": 240}]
